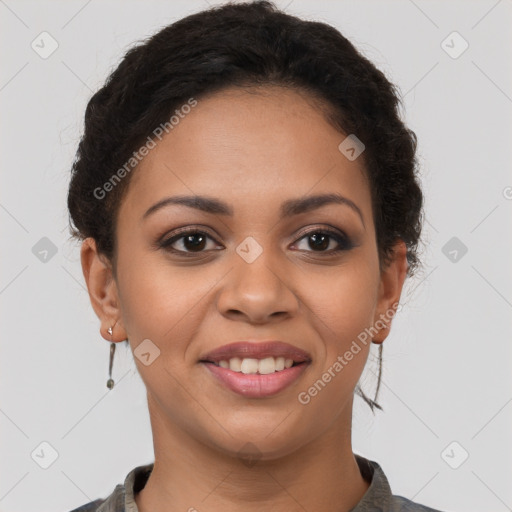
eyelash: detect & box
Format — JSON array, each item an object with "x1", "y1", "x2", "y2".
[{"x1": 157, "y1": 226, "x2": 353, "y2": 257}]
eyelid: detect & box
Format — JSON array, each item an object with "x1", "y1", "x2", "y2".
[
  {"x1": 157, "y1": 225, "x2": 219, "y2": 243},
  {"x1": 293, "y1": 224, "x2": 347, "y2": 241}
]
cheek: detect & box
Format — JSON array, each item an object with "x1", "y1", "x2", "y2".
[
  {"x1": 302, "y1": 255, "x2": 380, "y2": 385},
  {"x1": 295, "y1": 268, "x2": 378, "y2": 424},
  {"x1": 332, "y1": 267, "x2": 379, "y2": 339},
  {"x1": 115, "y1": 251, "x2": 210, "y2": 413},
  {"x1": 306, "y1": 256, "x2": 380, "y2": 346},
  {"x1": 115, "y1": 244, "x2": 225, "y2": 366}
]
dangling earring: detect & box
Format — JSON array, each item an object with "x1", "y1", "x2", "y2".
[{"x1": 106, "y1": 326, "x2": 116, "y2": 390}]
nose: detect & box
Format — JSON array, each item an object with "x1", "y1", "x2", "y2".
[{"x1": 216, "y1": 247, "x2": 299, "y2": 325}]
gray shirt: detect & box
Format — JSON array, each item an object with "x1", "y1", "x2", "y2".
[{"x1": 69, "y1": 454, "x2": 446, "y2": 512}]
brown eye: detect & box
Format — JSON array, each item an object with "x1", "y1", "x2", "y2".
[
  {"x1": 159, "y1": 230, "x2": 219, "y2": 254},
  {"x1": 181, "y1": 233, "x2": 207, "y2": 251},
  {"x1": 306, "y1": 232, "x2": 330, "y2": 251},
  {"x1": 293, "y1": 229, "x2": 352, "y2": 253}
]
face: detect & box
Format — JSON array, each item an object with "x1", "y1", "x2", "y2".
[{"x1": 83, "y1": 85, "x2": 407, "y2": 460}]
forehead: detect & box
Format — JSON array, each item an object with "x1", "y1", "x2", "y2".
[{"x1": 119, "y1": 86, "x2": 372, "y2": 224}]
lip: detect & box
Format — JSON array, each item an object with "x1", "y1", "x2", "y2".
[
  {"x1": 199, "y1": 340, "x2": 312, "y2": 364},
  {"x1": 202, "y1": 360, "x2": 310, "y2": 398}
]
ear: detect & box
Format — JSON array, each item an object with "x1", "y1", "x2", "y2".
[
  {"x1": 372, "y1": 239, "x2": 408, "y2": 344},
  {"x1": 80, "y1": 237, "x2": 127, "y2": 342}
]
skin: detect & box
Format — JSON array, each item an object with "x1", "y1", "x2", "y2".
[{"x1": 81, "y1": 85, "x2": 408, "y2": 512}]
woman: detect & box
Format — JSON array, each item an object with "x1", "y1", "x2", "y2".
[{"x1": 67, "y1": 1, "x2": 443, "y2": 511}]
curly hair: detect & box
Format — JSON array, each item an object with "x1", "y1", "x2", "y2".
[{"x1": 67, "y1": 0, "x2": 423, "y2": 413}]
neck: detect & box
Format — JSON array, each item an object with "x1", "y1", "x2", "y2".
[{"x1": 135, "y1": 394, "x2": 369, "y2": 512}]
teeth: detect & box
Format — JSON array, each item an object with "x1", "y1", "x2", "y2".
[
  {"x1": 216, "y1": 356, "x2": 297, "y2": 374},
  {"x1": 229, "y1": 357, "x2": 242, "y2": 372}
]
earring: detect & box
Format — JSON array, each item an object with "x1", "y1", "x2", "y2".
[{"x1": 106, "y1": 326, "x2": 116, "y2": 390}]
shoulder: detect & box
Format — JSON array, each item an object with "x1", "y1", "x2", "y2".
[
  {"x1": 66, "y1": 463, "x2": 153, "y2": 512},
  {"x1": 390, "y1": 494, "x2": 447, "y2": 511},
  {"x1": 67, "y1": 498, "x2": 106, "y2": 512},
  {"x1": 353, "y1": 454, "x2": 447, "y2": 512}
]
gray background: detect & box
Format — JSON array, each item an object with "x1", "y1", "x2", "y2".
[{"x1": 1, "y1": 1, "x2": 511, "y2": 511}]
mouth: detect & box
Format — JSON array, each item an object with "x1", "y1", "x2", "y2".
[
  {"x1": 198, "y1": 341, "x2": 312, "y2": 398},
  {"x1": 200, "y1": 360, "x2": 310, "y2": 398},
  {"x1": 199, "y1": 356, "x2": 306, "y2": 374},
  {"x1": 199, "y1": 340, "x2": 311, "y2": 367}
]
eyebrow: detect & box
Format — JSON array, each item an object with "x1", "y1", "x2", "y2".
[{"x1": 142, "y1": 193, "x2": 364, "y2": 226}]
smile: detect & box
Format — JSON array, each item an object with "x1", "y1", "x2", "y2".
[{"x1": 201, "y1": 359, "x2": 310, "y2": 398}]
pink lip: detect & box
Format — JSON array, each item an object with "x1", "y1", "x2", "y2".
[
  {"x1": 202, "y1": 361, "x2": 310, "y2": 398},
  {"x1": 199, "y1": 340, "x2": 312, "y2": 364}
]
